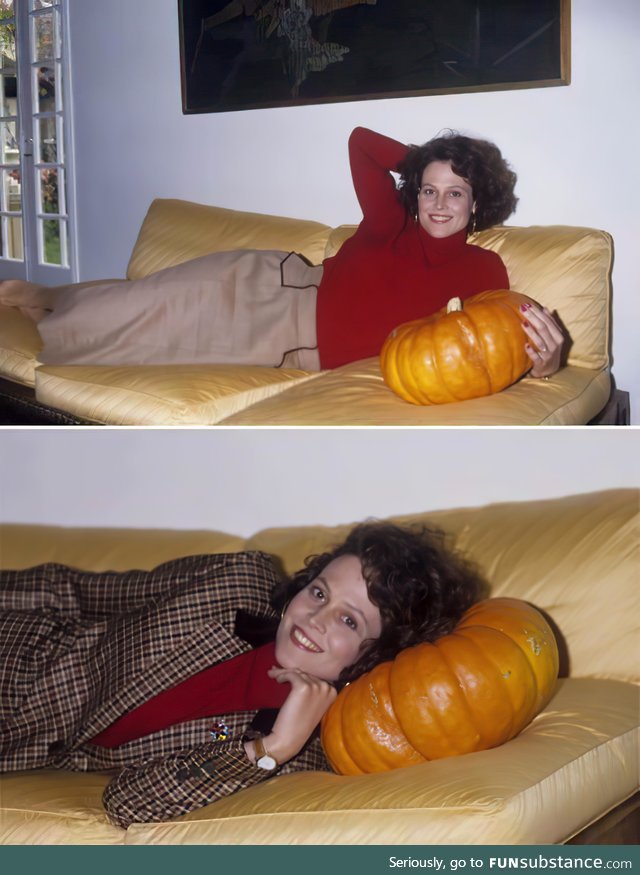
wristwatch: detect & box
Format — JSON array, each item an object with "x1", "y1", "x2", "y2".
[{"x1": 254, "y1": 736, "x2": 278, "y2": 771}]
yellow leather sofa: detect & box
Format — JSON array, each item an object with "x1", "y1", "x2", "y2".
[
  {"x1": 1, "y1": 489, "x2": 637, "y2": 845},
  {"x1": 0, "y1": 199, "x2": 627, "y2": 425}
]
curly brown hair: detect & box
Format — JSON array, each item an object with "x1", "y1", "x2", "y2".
[
  {"x1": 270, "y1": 521, "x2": 487, "y2": 686},
  {"x1": 397, "y1": 132, "x2": 518, "y2": 232}
]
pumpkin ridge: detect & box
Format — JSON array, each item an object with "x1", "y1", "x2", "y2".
[
  {"x1": 408, "y1": 330, "x2": 435, "y2": 405},
  {"x1": 471, "y1": 302, "x2": 517, "y2": 392},
  {"x1": 398, "y1": 326, "x2": 427, "y2": 404},
  {"x1": 455, "y1": 311, "x2": 493, "y2": 397},
  {"x1": 431, "y1": 633, "x2": 496, "y2": 749},
  {"x1": 342, "y1": 662, "x2": 422, "y2": 772},
  {"x1": 437, "y1": 631, "x2": 516, "y2": 746},
  {"x1": 320, "y1": 679, "x2": 366, "y2": 775},
  {"x1": 448, "y1": 626, "x2": 538, "y2": 742},
  {"x1": 422, "y1": 321, "x2": 452, "y2": 404},
  {"x1": 458, "y1": 599, "x2": 559, "y2": 718},
  {"x1": 390, "y1": 643, "x2": 480, "y2": 758},
  {"x1": 496, "y1": 301, "x2": 525, "y2": 383},
  {"x1": 435, "y1": 312, "x2": 482, "y2": 402},
  {"x1": 492, "y1": 301, "x2": 514, "y2": 392}
]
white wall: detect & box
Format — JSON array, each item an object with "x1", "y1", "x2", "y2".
[
  {"x1": 66, "y1": 0, "x2": 640, "y2": 421},
  {"x1": 0, "y1": 429, "x2": 637, "y2": 536}
]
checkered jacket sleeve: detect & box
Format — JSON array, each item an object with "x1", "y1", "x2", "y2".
[
  {"x1": 102, "y1": 735, "x2": 330, "y2": 828},
  {"x1": 0, "y1": 552, "x2": 280, "y2": 621}
]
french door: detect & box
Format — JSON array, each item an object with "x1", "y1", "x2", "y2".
[{"x1": 0, "y1": 0, "x2": 75, "y2": 285}]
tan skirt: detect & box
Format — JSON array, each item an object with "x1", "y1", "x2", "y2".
[{"x1": 34, "y1": 250, "x2": 323, "y2": 371}]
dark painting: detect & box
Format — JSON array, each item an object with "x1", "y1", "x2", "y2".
[{"x1": 178, "y1": 0, "x2": 570, "y2": 114}]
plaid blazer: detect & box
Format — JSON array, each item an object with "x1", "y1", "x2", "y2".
[{"x1": 0, "y1": 551, "x2": 331, "y2": 828}]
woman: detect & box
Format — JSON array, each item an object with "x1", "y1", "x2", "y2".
[
  {"x1": 0, "y1": 128, "x2": 563, "y2": 376},
  {"x1": 0, "y1": 521, "x2": 485, "y2": 829},
  {"x1": 318, "y1": 127, "x2": 563, "y2": 374}
]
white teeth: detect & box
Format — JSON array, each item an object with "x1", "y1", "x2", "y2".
[{"x1": 293, "y1": 627, "x2": 321, "y2": 652}]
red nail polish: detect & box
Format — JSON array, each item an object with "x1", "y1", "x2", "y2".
[{"x1": 523, "y1": 320, "x2": 530, "y2": 327}]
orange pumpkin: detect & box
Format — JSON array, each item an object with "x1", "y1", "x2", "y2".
[
  {"x1": 321, "y1": 597, "x2": 559, "y2": 775},
  {"x1": 380, "y1": 290, "x2": 534, "y2": 405}
]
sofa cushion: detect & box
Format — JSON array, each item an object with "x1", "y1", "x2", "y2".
[
  {"x1": 219, "y1": 358, "x2": 611, "y2": 426},
  {"x1": 1, "y1": 679, "x2": 635, "y2": 844},
  {"x1": 127, "y1": 199, "x2": 333, "y2": 279},
  {"x1": 34, "y1": 363, "x2": 319, "y2": 425},
  {"x1": 0, "y1": 305, "x2": 42, "y2": 386}
]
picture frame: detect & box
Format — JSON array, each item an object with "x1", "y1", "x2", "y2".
[{"x1": 178, "y1": 0, "x2": 571, "y2": 115}]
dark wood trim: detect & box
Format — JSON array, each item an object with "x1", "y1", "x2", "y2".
[
  {"x1": 0, "y1": 377, "x2": 93, "y2": 426},
  {"x1": 587, "y1": 387, "x2": 631, "y2": 426},
  {"x1": 567, "y1": 791, "x2": 640, "y2": 845}
]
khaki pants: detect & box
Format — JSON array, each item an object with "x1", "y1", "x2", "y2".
[{"x1": 5, "y1": 250, "x2": 323, "y2": 370}]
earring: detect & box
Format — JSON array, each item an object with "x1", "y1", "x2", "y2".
[
  {"x1": 469, "y1": 209, "x2": 477, "y2": 234},
  {"x1": 280, "y1": 600, "x2": 290, "y2": 619}
]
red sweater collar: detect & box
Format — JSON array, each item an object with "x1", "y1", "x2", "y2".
[{"x1": 415, "y1": 224, "x2": 469, "y2": 266}]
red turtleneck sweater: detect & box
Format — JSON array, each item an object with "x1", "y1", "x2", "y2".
[{"x1": 315, "y1": 127, "x2": 510, "y2": 369}]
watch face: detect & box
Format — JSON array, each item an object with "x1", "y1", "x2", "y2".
[{"x1": 257, "y1": 753, "x2": 277, "y2": 771}]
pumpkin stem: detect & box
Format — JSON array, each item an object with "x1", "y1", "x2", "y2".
[{"x1": 446, "y1": 297, "x2": 463, "y2": 314}]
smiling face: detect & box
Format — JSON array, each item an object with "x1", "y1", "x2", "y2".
[
  {"x1": 275, "y1": 554, "x2": 383, "y2": 683},
  {"x1": 417, "y1": 160, "x2": 474, "y2": 238}
]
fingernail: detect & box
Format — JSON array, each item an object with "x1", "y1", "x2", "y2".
[
  {"x1": 523, "y1": 320, "x2": 529, "y2": 327},
  {"x1": 520, "y1": 303, "x2": 531, "y2": 312}
]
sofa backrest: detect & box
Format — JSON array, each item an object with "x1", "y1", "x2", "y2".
[
  {"x1": 1, "y1": 490, "x2": 636, "y2": 683},
  {"x1": 126, "y1": 199, "x2": 333, "y2": 280}
]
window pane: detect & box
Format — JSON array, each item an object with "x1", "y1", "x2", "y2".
[
  {"x1": 0, "y1": 72, "x2": 17, "y2": 118},
  {"x1": 7, "y1": 214, "x2": 22, "y2": 258},
  {"x1": 32, "y1": 2, "x2": 55, "y2": 9},
  {"x1": 0, "y1": 14, "x2": 16, "y2": 69},
  {"x1": 41, "y1": 216, "x2": 61, "y2": 264},
  {"x1": 0, "y1": 119, "x2": 18, "y2": 162},
  {"x1": 0, "y1": 214, "x2": 23, "y2": 260},
  {"x1": 3, "y1": 167, "x2": 20, "y2": 210},
  {"x1": 34, "y1": 11, "x2": 55, "y2": 61},
  {"x1": 38, "y1": 114, "x2": 57, "y2": 161},
  {"x1": 36, "y1": 64, "x2": 56, "y2": 112},
  {"x1": 39, "y1": 165, "x2": 59, "y2": 212}
]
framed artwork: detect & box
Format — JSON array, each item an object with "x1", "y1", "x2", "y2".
[{"x1": 178, "y1": 0, "x2": 571, "y2": 114}]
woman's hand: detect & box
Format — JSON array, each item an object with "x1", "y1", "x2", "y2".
[
  {"x1": 521, "y1": 303, "x2": 564, "y2": 378},
  {"x1": 245, "y1": 666, "x2": 337, "y2": 766}
]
